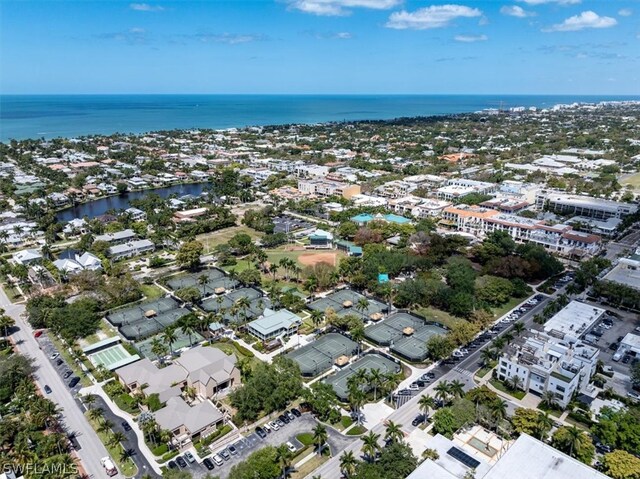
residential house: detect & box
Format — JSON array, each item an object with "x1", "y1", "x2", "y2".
[
  {"x1": 107, "y1": 239, "x2": 154, "y2": 261},
  {"x1": 248, "y1": 308, "x2": 302, "y2": 341}
]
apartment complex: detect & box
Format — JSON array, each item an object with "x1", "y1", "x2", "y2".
[
  {"x1": 297, "y1": 178, "x2": 361, "y2": 199},
  {"x1": 436, "y1": 179, "x2": 498, "y2": 201},
  {"x1": 441, "y1": 204, "x2": 602, "y2": 257},
  {"x1": 536, "y1": 191, "x2": 637, "y2": 219},
  {"x1": 497, "y1": 330, "x2": 599, "y2": 408}
]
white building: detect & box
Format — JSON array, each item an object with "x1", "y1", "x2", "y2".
[
  {"x1": 436, "y1": 179, "x2": 497, "y2": 201},
  {"x1": 536, "y1": 191, "x2": 637, "y2": 220},
  {"x1": 107, "y1": 239, "x2": 154, "y2": 261},
  {"x1": 497, "y1": 330, "x2": 599, "y2": 408},
  {"x1": 602, "y1": 257, "x2": 640, "y2": 291},
  {"x1": 543, "y1": 301, "x2": 606, "y2": 341}
]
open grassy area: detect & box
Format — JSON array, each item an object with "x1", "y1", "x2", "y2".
[
  {"x1": 621, "y1": 172, "x2": 640, "y2": 189},
  {"x1": 346, "y1": 425, "x2": 367, "y2": 435},
  {"x1": 296, "y1": 432, "x2": 314, "y2": 446},
  {"x1": 86, "y1": 413, "x2": 138, "y2": 477},
  {"x1": 416, "y1": 307, "x2": 460, "y2": 330},
  {"x1": 491, "y1": 296, "x2": 529, "y2": 319},
  {"x1": 140, "y1": 283, "x2": 164, "y2": 300},
  {"x1": 332, "y1": 416, "x2": 354, "y2": 432},
  {"x1": 489, "y1": 378, "x2": 526, "y2": 400},
  {"x1": 475, "y1": 360, "x2": 497, "y2": 379},
  {"x1": 197, "y1": 226, "x2": 264, "y2": 252},
  {"x1": 291, "y1": 454, "x2": 329, "y2": 479},
  {"x1": 46, "y1": 333, "x2": 92, "y2": 387},
  {"x1": 80, "y1": 321, "x2": 118, "y2": 346}
]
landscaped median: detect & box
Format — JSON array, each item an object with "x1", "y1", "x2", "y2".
[{"x1": 85, "y1": 412, "x2": 138, "y2": 477}]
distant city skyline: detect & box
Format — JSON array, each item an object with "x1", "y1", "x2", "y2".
[{"x1": 1, "y1": 0, "x2": 639, "y2": 95}]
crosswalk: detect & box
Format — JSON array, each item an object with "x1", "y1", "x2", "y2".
[{"x1": 452, "y1": 366, "x2": 476, "y2": 379}]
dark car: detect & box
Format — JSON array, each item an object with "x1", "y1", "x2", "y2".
[
  {"x1": 228, "y1": 445, "x2": 237, "y2": 455},
  {"x1": 286, "y1": 411, "x2": 295, "y2": 421},
  {"x1": 63, "y1": 370, "x2": 73, "y2": 379},
  {"x1": 67, "y1": 434, "x2": 81, "y2": 450},
  {"x1": 411, "y1": 415, "x2": 425, "y2": 427},
  {"x1": 279, "y1": 414, "x2": 290, "y2": 424},
  {"x1": 44, "y1": 385, "x2": 52, "y2": 394},
  {"x1": 255, "y1": 427, "x2": 267, "y2": 438},
  {"x1": 623, "y1": 355, "x2": 632, "y2": 364},
  {"x1": 609, "y1": 342, "x2": 620, "y2": 350},
  {"x1": 68, "y1": 377, "x2": 80, "y2": 388},
  {"x1": 415, "y1": 381, "x2": 426, "y2": 387},
  {"x1": 167, "y1": 461, "x2": 178, "y2": 469},
  {"x1": 291, "y1": 408, "x2": 302, "y2": 417},
  {"x1": 203, "y1": 458, "x2": 215, "y2": 470},
  {"x1": 56, "y1": 358, "x2": 64, "y2": 366},
  {"x1": 121, "y1": 421, "x2": 131, "y2": 432},
  {"x1": 220, "y1": 449, "x2": 230, "y2": 461},
  {"x1": 397, "y1": 389, "x2": 412, "y2": 396},
  {"x1": 175, "y1": 456, "x2": 187, "y2": 468}
]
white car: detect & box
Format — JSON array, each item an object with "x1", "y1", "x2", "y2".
[
  {"x1": 269, "y1": 421, "x2": 280, "y2": 431},
  {"x1": 212, "y1": 454, "x2": 224, "y2": 466},
  {"x1": 452, "y1": 351, "x2": 464, "y2": 358},
  {"x1": 286, "y1": 441, "x2": 297, "y2": 453},
  {"x1": 627, "y1": 391, "x2": 640, "y2": 401}
]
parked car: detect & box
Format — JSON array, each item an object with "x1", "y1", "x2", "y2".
[
  {"x1": 220, "y1": 449, "x2": 230, "y2": 461},
  {"x1": 276, "y1": 419, "x2": 285, "y2": 427},
  {"x1": 286, "y1": 411, "x2": 295, "y2": 421},
  {"x1": 627, "y1": 391, "x2": 640, "y2": 401},
  {"x1": 184, "y1": 451, "x2": 195, "y2": 463},
  {"x1": 613, "y1": 353, "x2": 622, "y2": 362},
  {"x1": 228, "y1": 445, "x2": 237, "y2": 455},
  {"x1": 411, "y1": 415, "x2": 425, "y2": 427},
  {"x1": 50, "y1": 352, "x2": 59, "y2": 360},
  {"x1": 203, "y1": 458, "x2": 215, "y2": 470},
  {"x1": 167, "y1": 461, "x2": 178, "y2": 469},
  {"x1": 63, "y1": 370, "x2": 73, "y2": 379},
  {"x1": 68, "y1": 377, "x2": 80, "y2": 388},
  {"x1": 255, "y1": 427, "x2": 267, "y2": 438},
  {"x1": 279, "y1": 414, "x2": 290, "y2": 424},
  {"x1": 212, "y1": 455, "x2": 224, "y2": 467},
  {"x1": 408, "y1": 383, "x2": 420, "y2": 391},
  {"x1": 44, "y1": 385, "x2": 52, "y2": 394},
  {"x1": 55, "y1": 358, "x2": 63, "y2": 366},
  {"x1": 291, "y1": 408, "x2": 302, "y2": 417},
  {"x1": 121, "y1": 421, "x2": 131, "y2": 432},
  {"x1": 175, "y1": 456, "x2": 187, "y2": 468},
  {"x1": 286, "y1": 441, "x2": 297, "y2": 453}
]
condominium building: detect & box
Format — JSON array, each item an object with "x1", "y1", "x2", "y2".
[
  {"x1": 374, "y1": 180, "x2": 418, "y2": 198},
  {"x1": 497, "y1": 331, "x2": 599, "y2": 408},
  {"x1": 297, "y1": 178, "x2": 361, "y2": 199},
  {"x1": 441, "y1": 205, "x2": 602, "y2": 257},
  {"x1": 536, "y1": 191, "x2": 637, "y2": 219},
  {"x1": 436, "y1": 178, "x2": 498, "y2": 201}
]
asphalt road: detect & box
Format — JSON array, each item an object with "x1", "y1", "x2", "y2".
[
  {"x1": 0, "y1": 287, "x2": 112, "y2": 479},
  {"x1": 309, "y1": 293, "x2": 554, "y2": 479}
]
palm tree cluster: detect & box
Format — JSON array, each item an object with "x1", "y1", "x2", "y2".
[
  {"x1": 347, "y1": 368, "x2": 402, "y2": 422},
  {"x1": 87, "y1": 402, "x2": 134, "y2": 467},
  {"x1": 433, "y1": 379, "x2": 465, "y2": 406},
  {"x1": 0, "y1": 357, "x2": 77, "y2": 478}
]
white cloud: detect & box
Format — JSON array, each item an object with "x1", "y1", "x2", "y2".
[
  {"x1": 195, "y1": 33, "x2": 268, "y2": 44},
  {"x1": 386, "y1": 4, "x2": 482, "y2": 30},
  {"x1": 286, "y1": 0, "x2": 401, "y2": 16},
  {"x1": 334, "y1": 32, "x2": 353, "y2": 39},
  {"x1": 129, "y1": 3, "x2": 165, "y2": 12},
  {"x1": 454, "y1": 34, "x2": 488, "y2": 42},
  {"x1": 618, "y1": 8, "x2": 632, "y2": 17},
  {"x1": 500, "y1": 5, "x2": 535, "y2": 18},
  {"x1": 518, "y1": 0, "x2": 580, "y2": 5},
  {"x1": 544, "y1": 11, "x2": 617, "y2": 32}
]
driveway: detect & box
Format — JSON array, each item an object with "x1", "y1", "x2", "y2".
[{"x1": 184, "y1": 413, "x2": 355, "y2": 479}]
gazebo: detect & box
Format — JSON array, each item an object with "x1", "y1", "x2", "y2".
[
  {"x1": 369, "y1": 312, "x2": 384, "y2": 322},
  {"x1": 342, "y1": 300, "x2": 353, "y2": 308},
  {"x1": 144, "y1": 309, "x2": 157, "y2": 318},
  {"x1": 402, "y1": 326, "x2": 415, "y2": 336},
  {"x1": 335, "y1": 355, "x2": 350, "y2": 367}
]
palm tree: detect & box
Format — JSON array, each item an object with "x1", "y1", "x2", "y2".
[
  {"x1": 234, "y1": 296, "x2": 252, "y2": 327},
  {"x1": 108, "y1": 431, "x2": 127, "y2": 448},
  {"x1": 83, "y1": 394, "x2": 96, "y2": 410},
  {"x1": 150, "y1": 337, "x2": 167, "y2": 363},
  {"x1": 361, "y1": 431, "x2": 380, "y2": 463},
  {"x1": 535, "y1": 412, "x2": 553, "y2": 440},
  {"x1": 198, "y1": 274, "x2": 210, "y2": 292},
  {"x1": 508, "y1": 375, "x2": 523, "y2": 392},
  {"x1": 434, "y1": 381, "x2": 451, "y2": 405},
  {"x1": 418, "y1": 394, "x2": 436, "y2": 418},
  {"x1": 565, "y1": 426, "x2": 584, "y2": 459},
  {"x1": 512, "y1": 322, "x2": 525, "y2": 336},
  {"x1": 350, "y1": 324, "x2": 365, "y2": 357},
  {"x1": 355, "y1": 298, "x2": 369, "y2": 318},
  {"x1": 0, "y1": 311, "x2": 15, "y2": 337},
  {"x1": 502, "y1": 332, "x2": 514, "y2": 346},
  {"x1": 312, "y1": 423, "x2": 329, "y2": 456},
  {"x1": 279, "y1": 258, "x2": 291, "y2": 280},
  {"x1": 490, "y1": 400, "x2": 508, "y2": 429},
  {"x1": 275, "y1": 444, "x2": 292, "y2": 478},
  {"x1": 177, "y1": 314, "x2": 198, "y2": 346},
  {"x1": 310, "y1": 310, "x2": 324, "y2": 328},
  {"x1": 480, "y1": 348, "x2": 495, "y2": 367},
  {"x1": 340, "y1": 450, "x2": 357, "y2": 478},
  {"x1": 368, "y1": 369, "x2": 384, "y2": 402},
  {"x1": 348, "y1": 386, "x2": 365, "y2": 425},
  {"x1": 492, "y1": 337, "x2": 506, "y2": 351},
  {"x1": 384, "y1": 421, "x2": 403, "y2": 444},
  {"x1": 98, "y1": 419, "x2": 114, "y2": 435},
  {"x1": 163, "y1": 326, "x2": 178, "y2": 356},
  {"x1": 305, "y1": 276, "x2": 318, "y2": 295},
  {"x1": 449, "y1": 379, "x2": 465, "y2": 399},
  {"x1": 88, "y1": 407, "x2": 104, "y2": 423},
  {"x1": 541, "y1": 391, "x2": 557, "y2": 410}
]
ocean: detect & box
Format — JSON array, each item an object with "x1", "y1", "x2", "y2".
[{"x1": 1, "y1": 94, "x2": 638, "y2": 142}]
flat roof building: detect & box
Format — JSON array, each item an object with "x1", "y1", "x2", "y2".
[
  {"x1": 543, "y1": 301, "x2": 606, "y2": 341},
  {"x1": 536, "y1": 191, "x2": 637, "y2": 220},
  {"x1": 602, "y1": 258, "x2": 640, "y2": 291}
]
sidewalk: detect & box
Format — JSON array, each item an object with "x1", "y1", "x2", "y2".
[{"x1": 80, "y1": 383, "x2": 164, "y2": 475}]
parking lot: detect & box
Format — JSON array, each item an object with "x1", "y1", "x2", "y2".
[
  {"x1": 172, "y1": 413, "x2": 355, "y2": 479},
  {"x1": 584, "y1": 303, "x2": 640, "y2": 395},
  {"x1": 36, "y1": 335, "x2": 84, "y2": 395}
]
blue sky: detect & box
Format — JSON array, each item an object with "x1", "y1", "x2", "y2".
[{"x1": 1, "y1": 0, "x2": 639, "y2": 94}]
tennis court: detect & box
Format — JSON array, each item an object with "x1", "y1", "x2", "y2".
[
  {"x1": 89, "y1": 344, "x2": 138, "y2": 370},
  {"x1": 308, "y1": 289, "x2": 388, "y2": 320},
  {"x1": 165, "y1": 268, "x2": 239, "y2": 297},
  {"x1": 201, "y1": 287, "x2": 269, "y2": 324},
  {"x1": 287, "y1": 333, "x2": 357, "y2": 377},
  {"x1": 106, "y1": 297, "x2": 189, "y2": 340},
  {"x1": 365, "y1": 312, "x2": 447, "y2": 362},
  {"x1": 135, "y1": 330, "x2": 205, "y2": 360},
  {"x1": 325, "y1": 353, "x2": 400, "y2": 401}
]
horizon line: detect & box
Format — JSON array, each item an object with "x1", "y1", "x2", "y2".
[{"x1": 2, "y1": 93, "x2": 640, "y2": 97}]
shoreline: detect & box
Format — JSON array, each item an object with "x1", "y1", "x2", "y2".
[{"x1": 3, "y1": 95, "x2": 639, "y2": 143}]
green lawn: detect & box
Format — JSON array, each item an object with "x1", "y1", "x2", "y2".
[
  {"x1": 346, "y1": 425, "x2": 367, "y2": 436},
  {"x1": 475, "y1": 360, "x2": 497, "y2": 379},
  {"x1": 491, "y1": 296, "x2": 529, "y2": 319},
  {"x1": 332, "y1": 416, "x2": 353, "y2": 432},
  {"x1": 291, "y1": 454, "x2": 329, "y2": 479},
  {"x1": 296, "y1": 432, "x2": 314, "y2": 446},
  {"x1": 489, "y1": 378, "x2": 526, "y2": 400},
  {"x1": 86, "y1": 414, "x2": 138, "y2": 477},
  {"x1": 140, "y1": 283, "x2": 164, "y2": 300},
  {"x1": 417, "y1": 307, "x2": 461, "y2": 330},
  {"x1": 197, "y1": 226, "x2": 264, "y2": 251},
  {"x1": 621, "y1": 172, "x2": 640, "y2": 189}
]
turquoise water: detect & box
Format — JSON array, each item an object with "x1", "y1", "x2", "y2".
[{"x1": 2, "y1": 94, "x2": 638, "y2": 141}]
